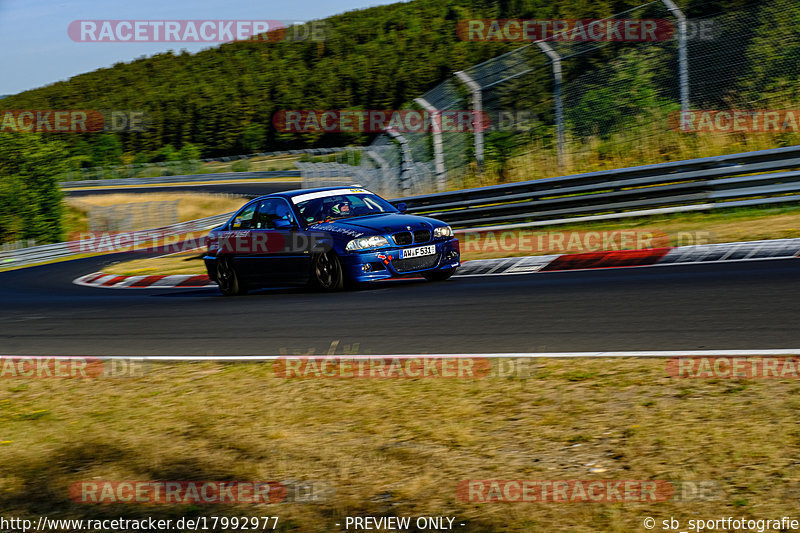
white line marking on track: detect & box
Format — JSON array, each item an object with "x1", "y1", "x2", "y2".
[{"x1": 8, "y1": 350, "x2": 799, "y2": 361}]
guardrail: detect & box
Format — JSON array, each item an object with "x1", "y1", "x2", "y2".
[
  {"x1": 60, "y1": 170, "x2": 301, "y2": 189},
  {"x1": 61, "y1": 147, "x2": 350, "y2": 183},
  {"x1": 198, "y1": 147, "x2": 350, "y2": 163},
  {"x1": 8, "y1": 145, "x2": 800, "y2": 270},
  {"x1": 399, "y1": 145, "x2": 800, "y2": 227},
  {"x1": 0, "y1": 213, "x2": 232, "y2": 270}
]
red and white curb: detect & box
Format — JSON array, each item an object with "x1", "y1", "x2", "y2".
[
  {"x1": 73, "y1": 272, "x2": 216, "y2": 289},
  {"x1": 73, "y1": 238, "x2": 800, "y2": 289},
  {"x1": 457, "y1": 238, "x2": 800, "y2": 277}
]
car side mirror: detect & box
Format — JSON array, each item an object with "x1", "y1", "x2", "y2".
[
  {"x1": 395, "y1": 202, "x2": 407, "y2": 213},
  {"x1": 273, "y1": 218, "x2": 295, "y2": 229},
  {"x1": 231, "y1": 217, "x2": 243, "y2": 229}
]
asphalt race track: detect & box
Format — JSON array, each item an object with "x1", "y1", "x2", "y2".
[{"x1": 1, "y1": 255, "x2": 799, "y2": 356}]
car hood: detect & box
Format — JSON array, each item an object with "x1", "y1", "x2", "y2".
[{"x1": 309, "y1": 213, "x2": 442, "y2": 236}]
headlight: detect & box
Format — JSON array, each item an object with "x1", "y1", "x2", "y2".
[
  {"x1": 433, "y1": 225, "x2": 453, "y2": 238},
  {"x1": 346, "y1": 235, "x2": 390, "y2": 251}
]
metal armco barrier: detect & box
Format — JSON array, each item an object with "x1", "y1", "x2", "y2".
[
  {"x1": 60, "y1": 170, "x2": 301, "y2": 189},
  {"x1": 399, "y1": 145, "x2": 800, "y2": 227},
  {"x1": 8, "y1": 145, "x2": 800, "y2": 270},
  {"x1": 0, "y1": 213, "x2": 232, "y2": 270},
  {"x1": 61, "y1": 146, "x2": 348, "y2": 183}
]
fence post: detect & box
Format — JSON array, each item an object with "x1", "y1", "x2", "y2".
[
  {"x1": 534, "y1": 41, "x2": 566, "y2": 170},
  {"x1": 364, "y1": 149, "x2": 391, "y2": 196},
  {"x1": 661, "y1": 0, "x2": 689, "y2": 117},
  {"x1": 414, "y1": 97, "x2": 447, "y2": 191},
  {"x1": 386, "y1": 128, "x2": 414, "y2": 195},
  {"x1": 454, "y1": 70, "x2": 485, "y2": 173}
]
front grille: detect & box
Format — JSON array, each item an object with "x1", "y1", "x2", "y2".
[
  {"x1": 413, "y1": 229, "x2": 431, "y2": 243},
  {"x1": 392, "y1": 253, "x2": 440, "y2": 273},
  {"x1": 393, "y1": 232, "x2": 412, "y2": 245},
  {"x1": 394, "y1": 230, "x2": 431, "y2": 245}
]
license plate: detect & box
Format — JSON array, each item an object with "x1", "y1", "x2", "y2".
[{"x1": 401, "y1": 245, "x2": 436, "y2": 259}]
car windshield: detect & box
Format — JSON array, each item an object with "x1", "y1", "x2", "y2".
[{"x1": 295, "y1": 192, "x2": 398, "y2": 225}]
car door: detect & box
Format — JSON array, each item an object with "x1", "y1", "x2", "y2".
[
  {"x1": 222, "y1": 201, "x2": 258, "y2": 281},
  {"x1": 246, "y1": 198, "x2": 312, "y2": 284}
]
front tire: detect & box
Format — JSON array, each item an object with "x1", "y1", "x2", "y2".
[
  {"x1": 216, "y1": 257, "x2": 247, "y2": 296},
  {"x1": 423, "y1": 267, "x2": 457, "y2": 282},
  {"x1": 310, "y1": 251, "x2": 344, "y2": 291}
]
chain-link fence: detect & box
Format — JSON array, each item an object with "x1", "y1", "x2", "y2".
[
  {"x1": 0, "y1": 239, "x2": 37, "y2": 252},
  {"x1": 299, "y1": 0, "x2": 800, "y2": 197},
  {"x1": 86, "y1": 201, "x2": 179, "y2": 232},
  {"x1": 60, "y1": 147, "x2": 350, "y2": 182}
]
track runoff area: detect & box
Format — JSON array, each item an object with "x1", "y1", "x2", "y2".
[{"x1": 2, "y1": 351, "x2": 800, "y2": 382}]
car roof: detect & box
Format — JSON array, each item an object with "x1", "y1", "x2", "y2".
[{"x1": 253, "y1": 186, "x2": 371, "y2": 202}]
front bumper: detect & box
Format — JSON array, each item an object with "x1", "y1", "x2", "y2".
[
  {"x1": 341, "y1": 237, "x2": 460, "y2": 282},
  {"x1": 203, "y1": 255, "x2": 218, "y2": 282}
]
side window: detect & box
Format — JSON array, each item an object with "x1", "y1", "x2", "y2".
[
  {"x1": 253, "y1": 199, "x2": 295, "y2": 230},
  {"x1": 231, "y1": 203, "x2": 257, "y2": 230},
  {"x1": 276, "y1": 200, "x2": 296, "y2": 225},
  {"x1": 299, "y1": 198, "x2": 324, "y2": 224}
]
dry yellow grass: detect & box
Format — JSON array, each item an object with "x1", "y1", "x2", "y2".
[
  {"x1": 104, "y1": 251, "x2": 205, "y2": 276},
  {"x1": 465, "y1": 123, "x2": 800, "y2": 186},
  {"x1": 65, "y1": 193, "x2": 246, "y2": 226},
  {"x1": 1, "y1": 358, "x2": 799, "y2": 530}
]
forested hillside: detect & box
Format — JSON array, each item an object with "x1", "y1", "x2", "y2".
[
  {"x1": 0, "y1": 0, "x2": 790, "y2": 245},
  {"x1": 1, "y1": 0, "x2": 752, "y2": 164}
]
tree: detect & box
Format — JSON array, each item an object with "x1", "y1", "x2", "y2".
[
  {"x1": 0, "y1": 133, "x2": 68, "y2": 244},
  {"x1": 91, "y1": 134, "x2": 123, "y2": 168}
]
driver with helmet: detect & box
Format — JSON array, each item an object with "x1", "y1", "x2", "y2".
[{"x1": 329, "y1": 199, "x2": 351, "y2": 218}]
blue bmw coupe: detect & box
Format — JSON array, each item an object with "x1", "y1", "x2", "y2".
[{"x1": 204, "y1": 187, "x2": 460, "y2": 295}]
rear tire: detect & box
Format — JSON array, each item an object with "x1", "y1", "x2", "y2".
[
  {"x1": 310, "y1": 251, "x2": 344, "y2": 291},
  {"x1": 216, "y1": 257, "x2": 248, "y2": 296},
  {"x1": 423, "y1": 267, "x2": 457, "y2": 282}
]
